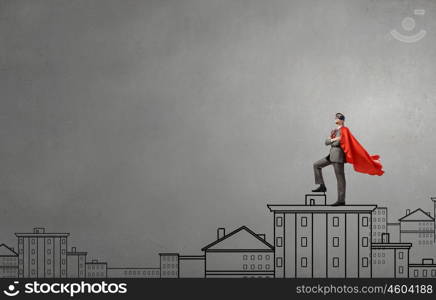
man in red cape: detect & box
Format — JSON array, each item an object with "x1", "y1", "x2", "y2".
[{"x1": 312, "y1": 113, "x2": 384, "y2": 206}]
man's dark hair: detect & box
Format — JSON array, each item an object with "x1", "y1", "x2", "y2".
[{"x1": 336, "y1": 113, "x2": 345, "y2": 121}]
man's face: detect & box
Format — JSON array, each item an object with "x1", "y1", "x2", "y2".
[{"x1": 335, "y1": 117, "x2": 343, "y2": 125}]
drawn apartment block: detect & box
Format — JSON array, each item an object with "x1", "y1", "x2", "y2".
[
  {"x1": 0, "y1": 244, "x2": 18, "y2": 278},
  {"x1": 201, "y1": 226, "x2": 274, "y2": 278},
  {"x1": 268, "y1": 194, "x2": 375, "y2": 278},
  {"x1": 160, "y1": 253, "x2": 179, "y2": 278},
  {"x1": 371, "y1": 233, "x2": 411, "y2": 278},
  {"x1": 15, "y1": 227, "x2": 69, "y2": 278},
  {"x1": 107, "y1": 267, "x2": 161, "y2": 278},
  {"x1": 85, "y1": 259, "x2": 107, "y2": 278},
  {"x1": 66, "y1": 247, "x2": 87, "y2": 278},
  {"x1": 399, "y1": 208, "x2": 435, "y2": 262},
  {"x1": 372, "y1": 207, "x2": 388, "y2": 242},
  {"x1": 409, "y1": 258, "x2": 436, "y2": 278},
  {"x1": 179, "y1": 255, "x2": 205, "y2": 278}
]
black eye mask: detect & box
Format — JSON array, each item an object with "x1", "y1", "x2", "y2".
[{"x1": 336, "y1": 113, "x2": 345, "y2": 121}]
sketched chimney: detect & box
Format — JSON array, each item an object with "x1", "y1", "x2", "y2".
[
  {"x1": 257, "y1": 234, "x2": 266, "y2": 240},
  {"x1": 217, "y1": 228, "x2": 225, "y2": 240},
  {"x1": 406, "y1": 209, "x2": 410, "y2": 215},
  {"x1": 33, "y1": 227, "x2": 45, "y2": 234}
]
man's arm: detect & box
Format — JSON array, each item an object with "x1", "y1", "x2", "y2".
[
  {"x1": 331, "y1": 137, "x2": 340, "y2": 146},
  {"x1": 325, "y1": 138, "x2": 333, "y2": 146}
]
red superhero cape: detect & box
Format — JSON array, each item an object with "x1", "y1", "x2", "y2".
[{"x1": 339, "y1": 126, "x2": 384, "y2": 176}]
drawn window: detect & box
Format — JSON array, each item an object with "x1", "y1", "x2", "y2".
[
  {"x1": 243, "y1": 255, "x2": 247, "y2": 260},
  {"x1": 362, "y1": 217, "x2": 369, "y2": 227},
  {"x1": 276, "y1": 257, "x2": 282, "y2": 267},
  {"x1": 258, "y1": 264, "x2": 262, "y2": 270},
  {"x1": 414, "y1": 270, "x2": 419, "y2": 277},
  {"x1": 276, "y1": 237, "x2": 283, "y2": 247},
  {"x1": 276, "y1": 216, "x2": 283, "y2": 227},
  {"x1": 398, "y1": 251, "x2": 404, "y2": 259},
  {"x1": 31, "y1": 239, "x2": 35, "y2": 244},
  {"x1": 243, "y1": 264, "x2": 248, "y2": 270},
  {"x1": 258, "y1": 255, "x2": 262, "y2": 260},
  {"x1": 431, "y1": 270, "x2": 436, "y2": 277},
  {"x1": 399, "y1": 266, "x2": 404, "y2": 274},
  {"x1": 301, "y1": 217, "x2": 307, "y2": 227},
  {"x1": 301, "y1": 257, "x2": 307, "y2": 268},
  {"x1": 362, "y1": 237, "x2": 368, "y2": 247},
  {"x1": 333, "y1": 237, "x2": 339, "y2": 247},
  {"x1": 301, "y1": 237, "x2": 307, "y2": 247},
  {"x1": 251, "y1": 264, "x2": 255, "y2": 270},
  {"x1": 266, "y1": 264, "x2": 270, "y2": 270},
  {"x1": 251, "y1": 255, "x2": 255, "y2": 260},
  {"x1": 333, "y1": 257, "x2": 339, "y2": 268},
  {"x1": 362, "y1": 257, "x2": 368, "y2": 267},
  {"x1": 333, "y1": 217, "x2": 339, "y2": 227},
  {"x1": 265, "y1": 255, "x2": 270, "y2": 260}
]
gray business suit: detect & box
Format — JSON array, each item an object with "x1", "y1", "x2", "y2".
[{"x1": 313, "y1": 128, "x2": 346, "y2": 203}]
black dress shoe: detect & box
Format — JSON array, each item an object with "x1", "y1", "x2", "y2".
[
  {"x1": 331, "y1": 201, "x2": 346, "y2": 206},
  {"x1": 311, "y1": 184, "x2": 327, "y2": 192}
]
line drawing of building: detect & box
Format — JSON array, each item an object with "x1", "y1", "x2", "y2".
[
  {"x1": 85, "y1": 259, "x2": 108, "y2": 278},
  {"x1": 268, "y1": 194, "x2": 375, "y2": 278},
  {"x1": 159, "y1": 253, "x2": 179, "y2": 278},
  {"x1": 372, "y1": 207, "x2": 388, "y2": 243},
  {"x1": 107, "y1": 267, "x2": 161, "y2": 278},
  {"x1": 399, "y1": 208, "x2": 435, "y2": 262},
  {"x1": 66, "y1": 247, "x2": 87, "y2": 278},
  {"x1": 15, "y1": 227, "x2": 69, "y2": 278},
  {"x1": 1, "y1": 195, "x2": 436, "y2": 278},
  {"x1": 0, "y1": 244, "x2": 18, "y2": 278},
  {"x1": 409, "y1": 258, "x2": 436, "y2": 278},
  {"x1": 201, "y1": 226, "x2": 274, "y2": 278}
]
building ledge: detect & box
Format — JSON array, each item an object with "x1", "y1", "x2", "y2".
[
  {"x1": 267, "y1": 204, "x2": 377, "y2": 213},
  {"x1": 372, "y1": 243, "x2": 412, "y2": 249}
]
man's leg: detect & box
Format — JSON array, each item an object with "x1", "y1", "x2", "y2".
[
  {"x1": 313, "y1": 156, "x2": 331, "y2": 185},
  {"x1": 333, "y1": 162, "x2": 346, "y2": 203}
]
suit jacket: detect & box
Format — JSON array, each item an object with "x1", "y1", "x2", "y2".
[{"x1": 325, "y1": 128, "x2": 346, "y2": 163}]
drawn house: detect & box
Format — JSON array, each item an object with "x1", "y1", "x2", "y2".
[
  {"x1": 201, "y1": 226, "x2": 274, "y2": 278},
  {"x1": 399, "y1": 208, "x2": 435, "y2": 262}
]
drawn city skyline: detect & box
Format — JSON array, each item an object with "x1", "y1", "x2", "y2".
[{"x1": 0, "y1": 195, "x2": 435, "y2": 278}]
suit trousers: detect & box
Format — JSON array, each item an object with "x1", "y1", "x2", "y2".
[{"x1": 313, "y1": 156, "x2": 346, "y2": 203}]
